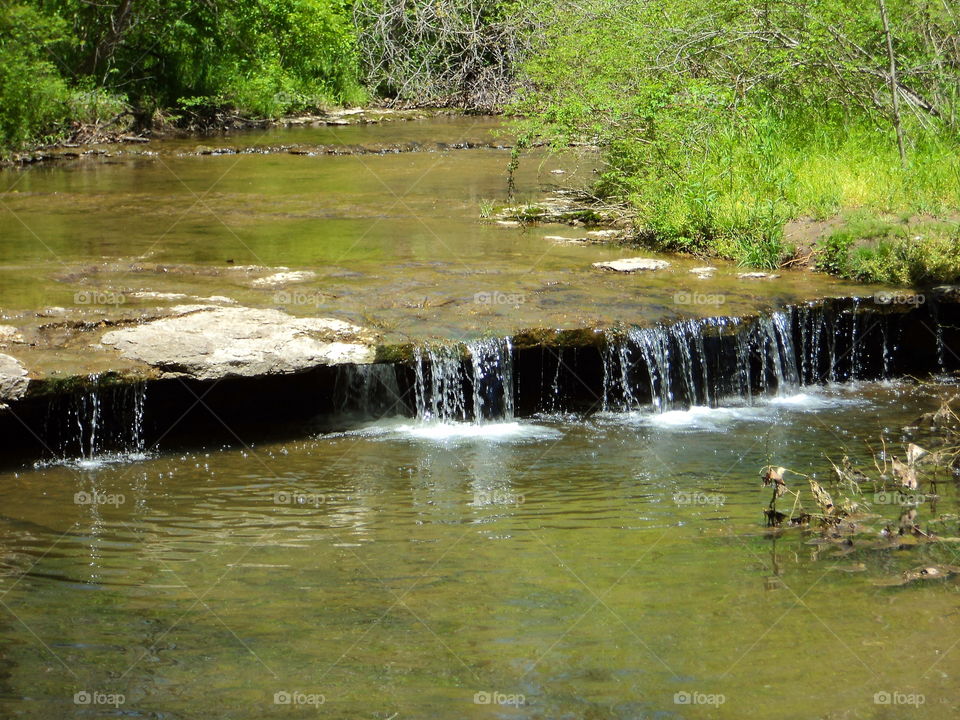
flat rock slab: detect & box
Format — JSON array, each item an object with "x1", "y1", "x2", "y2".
[
  {"x1": 738, "y1": 272, "x2": 781, "y2": 280},
  {"x1": 593, "y1": 258, "x2": 670, "y2": 272},
  {"x1": 100, "y1": 307, "x2": 377, "y2": 380},
  {"x1": 0, "y1": 353, "x2": 29, "y2": 401}
]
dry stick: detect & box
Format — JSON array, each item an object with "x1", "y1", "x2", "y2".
[{"x1": 878, "y1": 0, "x2": 907, "y2": 167}]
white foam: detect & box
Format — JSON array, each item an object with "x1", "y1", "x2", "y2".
[
  {"x1": 338, "y1": 419, "x2": 562, "y2": 443},
  {"x1": 34, "y1": 451, "x2": 151, "y2": 470},
  {"x1": 596, "y1": 386, "x2": 870, "y2": 431},
  {"x1": 640, "y1": 405, "x2": 766, "y2": 429},
  {"x1": 765, "y1": 390, "x2": 864, "y2": 410}
]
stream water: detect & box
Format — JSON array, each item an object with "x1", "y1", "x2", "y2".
[
  {"x1": 1, "y1": 118, "x2": 958, "y2": 719},
  {"x1": 2, "y1": 380, "x2": 959, "y2": 719}
]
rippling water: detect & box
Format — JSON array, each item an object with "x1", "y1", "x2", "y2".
[{"x1": 0, "y1": 380, "x2": 958, "y2": 718}]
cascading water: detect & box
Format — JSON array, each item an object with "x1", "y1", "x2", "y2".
[
  {"x1": 599, "y1": 302, "x2": 901, "y2": 413},
  {"x1": 470, "y1": 337, "x2": 514, "y2": 421},
  {"x1": 413, "y1": 338, "x2": 514, "y2": 423},
  {"x1": 335, "y1": 363, "x2": 404, "y2": 418},
  {"x1": 44, "y1": 377, "x2": 148, "y2": 464}
]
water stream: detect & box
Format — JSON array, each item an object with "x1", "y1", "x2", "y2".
[{"x1": 0, "y1": 119, "x2": 957, "y2": 719}]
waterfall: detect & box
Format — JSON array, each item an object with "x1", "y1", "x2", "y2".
[
  {"x1": 470, "y1": 337, "x2": 514, "y2": 421},
  {"x1": 414, "y1": 344, "x2": 468, "y2": 421},
  {"x1": 413, "y1": 338, "x2": 514, "y2": 423},
  {"x1": 335, "y1": 363, "x2": 403, "y2": 418},
  {"x1": 598, "y1": 303, "x2": 898, "y2": 413},
  {"x1": 45, "y1": 377, "x2": 148, "y2": 463}
]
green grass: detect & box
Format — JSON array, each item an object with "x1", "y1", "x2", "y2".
[
  {"x1": 605, "y1": 118, "x2": 960, "y2": 273},
  {"x1": 815, "y1": 212, "x2": 960, "y2": 285}
]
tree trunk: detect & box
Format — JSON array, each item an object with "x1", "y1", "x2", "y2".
[{"x1": 878, "y1": 0, "x2": 907, "y2": 166}]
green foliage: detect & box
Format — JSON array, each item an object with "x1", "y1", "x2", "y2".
[
  {"x1": 816, "y1": 215, "x2": 960, "y2": 285},
  {"x1": 2, "y1": 0, "x2": 366, "y2": 150},
  {"x1": 0, "y1": 4, "x2": 72, "y2": 149},
  {"x1": 512, "y1": 0, "x2": 960, "y2": 271}
]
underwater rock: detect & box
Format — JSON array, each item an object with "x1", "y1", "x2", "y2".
[
  {"x1": 100, "y1": 306, "x2": 377, "y2": 380},
  {"x1": 0, "y1": 325, "x2": 23, "y2": 344},
  {"x1": 738, "y1": 272, "x2": 781, "y2": 280},
  {"x1": 593, "y1": 258, "x2": 670, "y2": 272},
  {"x1": 250, "y1": 271, "x2": 317, "y2": 288}
]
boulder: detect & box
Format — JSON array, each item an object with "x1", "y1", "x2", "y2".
[
  {"x1": 593, "y1": 258, "x2": 670, "y2": 272},
  {"x1": 0, "y1": 353, "x2": 29, "y2": 402},
  {"x1": 101, "y1": 306, "x2": 377, "y2": 380}
]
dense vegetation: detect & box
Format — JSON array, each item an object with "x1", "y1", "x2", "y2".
[
  {"x1": 511, "y1": 0, "x2": 960, "y2": 281},
  {"x1": 0, "y1": 0, "x2": 364, "y2": 148},
  {"x1": 2, "y1": 0, "x2": 958, "y2": 283}
]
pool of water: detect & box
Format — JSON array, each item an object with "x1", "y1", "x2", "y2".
[{"x1": 1, "y1": 380, "x2": 958, "y2": 718}]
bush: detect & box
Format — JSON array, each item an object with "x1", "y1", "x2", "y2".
[{"x1": 0, "y1": 4, "x2": 72, "y2": 149}]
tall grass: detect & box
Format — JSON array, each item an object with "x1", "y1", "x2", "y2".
[{"x1": 600, "y1": 114, "x2": 960, "y2": 270}]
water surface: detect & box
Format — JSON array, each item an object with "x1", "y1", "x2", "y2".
[{"x1": 1, "y1": 381, "x2": 958, "y2": 718}]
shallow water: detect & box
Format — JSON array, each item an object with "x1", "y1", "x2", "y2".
[
  {"x1": 1, "y1": 380, "x2": 959, "y2": 718},
  {"x1": 0, "y1": 116, "x2": 872, "y2": 351}
]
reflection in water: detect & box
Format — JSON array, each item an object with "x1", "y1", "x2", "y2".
[{"x1": 0, "y1": 381, "x2": 957, "y2": 718}]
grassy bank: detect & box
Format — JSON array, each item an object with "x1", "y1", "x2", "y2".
[{"x1": 511, "y1": 0, "x2": 960, "y2": 286}]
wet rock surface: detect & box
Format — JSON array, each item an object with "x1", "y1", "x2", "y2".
[
  {"x1": 593, "y1": 258, "x2": 670, "y2": 272},
  {"x1": 100, "y1": 306, "x2": 377, "y2": 380},
  {"x1": 0, "y1": 354, "x2": 29, "y2": 402}
]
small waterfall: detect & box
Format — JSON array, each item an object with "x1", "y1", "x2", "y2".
[
  {"x1": 598, "y1": 302, "x2": 900, "y2": 413},
  {"x1": 45, "y1": 377, "x2": 148, "y2": 463},
  {"x1": 470, "y1": 337, "x2": 514, "y2": 421},
  {"x1": 335, "y1": 363, "x2": 403, "y2": 418},
  {"x1": 413, "y1": 338, "x2": 514, "y2": 423},
  {"x1": 414, "y1": 344, "x2": 469, "y2": 422}
]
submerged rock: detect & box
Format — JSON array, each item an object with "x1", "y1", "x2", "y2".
[
  {"x1": 100, "y1": 306, "x2": 377, "y2": 380},
  {"x1": 0, "y1": 353, "x2": 29, "y2": 401},
  {"x1": 250, "y1": 271, "x2": 317, "y2": 288},
  {"x1": 585, "y1": 229, "x2": 621, "y2": 240},
  {"x1": 593, "y1": 258, "x2": 670, "y2": 272},
  {"x1": 738, "y1": 272, "x2": 781, "y2": 280},
  {"x1": 0, "y1": 325, "x2": 23, "y2": 344}
]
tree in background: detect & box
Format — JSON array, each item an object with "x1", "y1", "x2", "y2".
[{"x1": 1, "y1": 0, "x2": 364, "y2": 150}]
